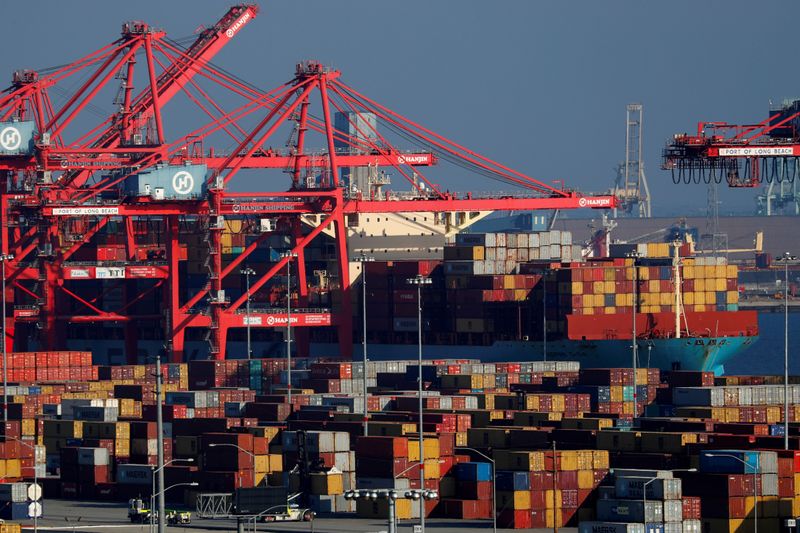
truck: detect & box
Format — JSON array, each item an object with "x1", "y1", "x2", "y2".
[{"x1": 127, "y1": 498, "x2": 192, "y2": 525}]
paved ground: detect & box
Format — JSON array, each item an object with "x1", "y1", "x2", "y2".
[{"x1": 24, "y1": 499, "x2": 579, "y2": 533}]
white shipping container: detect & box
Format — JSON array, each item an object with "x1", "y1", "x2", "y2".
[
  {"x1": 529, "y1": 234, "x2": 540, "y2": 248},
  {"x1": 539, "y1": 232, "x2": 551, "y2": 246},
  {"x1": 0, "y1": 483, "x2": 28, "y2": 503},
  {"x1": 683, "y1": 520, "x2": 702, "y2": 533},
  {"x1": 663, "y1": 522, "x2": 682, "y2": 533},
  {"x1": 506, "y1": 233, "x2": 518, "y2": 248},
  {"x1": 759, "y1": 451, "x2": 779, "y2": 474},
  {"x1": 580, "y1": 523, "x2": 645, "y2": 533},
  {"x1": 662, "y1": 500, "x2": 683, "y2": 522},
  {"x1": 496, "y1": 247, "x2": 507, "y2": 261},
  {"x1": 761, "y1": 473, "x2": 779, "y2": 496},
  {"x1": 77, "y1": 447, "x2": 109, "y2": 466},
  {"x1": 614, "y1": 477, "x2": 682, "y2": 500}
]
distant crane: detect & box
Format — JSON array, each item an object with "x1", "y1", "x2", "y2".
[
  {"x1": 662, "y1": 98, "x2": 800, "y2": 215},
  {"x1": 612, "y1": 104, "x2": 651, "y2": 218}
]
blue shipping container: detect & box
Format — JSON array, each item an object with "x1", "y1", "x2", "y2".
[
  {"x1": 496, "y1": 471, "x2": 529, "y2": 491},
  {"x1": 455, "y1": 462, "x2": 492, "y2": 482},
  {"x1": 699, "y1": 450, "x2": 759, "y2": 474}
]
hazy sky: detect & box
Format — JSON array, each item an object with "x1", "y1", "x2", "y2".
[{"x1": 4, "y1": 1, "x2": 800, "y2": 217}]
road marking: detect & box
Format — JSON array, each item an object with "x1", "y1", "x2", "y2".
[{"x1": 29, "y1": 526, "x2": 146, "y2": 530}]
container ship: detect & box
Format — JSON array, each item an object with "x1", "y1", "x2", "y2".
[
  {"x1": 53, "y1": 225, "x2": 758, "y2": 374},
  {"x1": 319, "y1": 231, "x2": 759, "y2": 374}
]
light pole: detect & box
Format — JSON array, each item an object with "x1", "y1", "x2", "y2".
[
  {"x1": 4, "y1": 436, "x2": 40, "y2": 533},
  {"x1": 0, "y1": 253, "x2": 13, "y2": 425},
  {"x1": 354, "y1": 254, "x2": 374, "y2": 436},
  {"x1": 279, "y1": 252, "x2": 298, "y2": 406},
  {"x1": 781, "y1": 252, "x2": 795, "y2": 450},
  {"x1": 626, "y1": 252, "x2": 641, "y2": 421},
  {"x1": 456, "y1": 447, "x2": 496, "y2": 533},
  {"x1": 150, "y1": 458, "x2": 194, "y2": 533},
  {"x1": 706, "y1": 454, "x2": 759, "y2": 533},
  {"x1": 240, "y1": 267, "x2": 256, "y2": 360},
  {"x1": 406, "y1": 274, "x2": 432, "y2": 533},
  {"x1": 154, "y1": 352, "x2": 166, "y2": 533},
  {"x1": 542, "y1": 269, "x2": 547, "y2": 362}
]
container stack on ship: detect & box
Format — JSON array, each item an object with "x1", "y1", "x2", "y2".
[{"x1": 349, "y1": 230, "x2": 757, "y2": 373}]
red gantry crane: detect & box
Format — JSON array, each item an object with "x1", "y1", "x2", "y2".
[{"x1": 0, "y1": 6, "x2": 617, "y2": 362}]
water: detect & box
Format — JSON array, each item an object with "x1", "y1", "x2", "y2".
[{"x1": 723, "y1": 311, "x2": 800, "y2": 375}]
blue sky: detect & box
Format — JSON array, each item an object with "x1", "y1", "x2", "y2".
[{"x1": 4, "y1": 1, "x2": 800, "y2": 216}]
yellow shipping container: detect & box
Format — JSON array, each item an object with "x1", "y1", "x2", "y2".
[
  {"x1": 545, "y1": 489, "x2": 562, "y2": 509},
  {"x1": 572, "y1": 281, "x2": 583, "y2": 294},
  {"x1": 604, "y1": 268, "x2": 615, "y2": 282},
  {"x1": 21, "y1": 419, "x2": 35, "y2": 436},
  {"x1": 310, "y1": 472, "x2": 343, "y2": 495},
  {"x1": 695, "y1": 304, "x2": 707, "y2": 312},
  {"x1": 254, "y1": 455, "x2": 268, "y2": 474},
  {"x1": 604, "y1": 307, "x2": 616, "y2": 314},
  {"x1": 0, "y1": 524, "x2": 21, "y2": 533},
  {"x1": 648, "y1": 280, "x2": 660, "y2": 293},
  {"x1": 577, "y1": 470, "x2": 595, "y2": 489},
  {"x1": 659, "y1": 293, "x2": 673, "y2": 306},
  {"x1": 705, "y1": 265, "x2": 716, "y2": 278},
  {"x1": 728, "y1": 291, "x2": 739, "y2": 304},
  {"x1": 583, "y1": 307, "x2": 595, "y2": 315},
  {"x1": 357, "y1": 498, "x2": 414, "y2": 519},
  {"x1": 269, "y1": 454, "x2": 282, "y2": 472},
  {"x1": 715, "y1": 265, "x2": 727, "y2": 278},
  {"x1": 684, "y1": 265, "x2": 695, "y2": 279},
  {"x1": 685, "y1": 292, "x2": 695, "y2": 305},
  {"x1": 593, "y1": 281, "x2": 605, "y2": 294},
  {"x1": 545, "y1": 509, "x2": 564, "y2": 529},
  {"x1": 593, "y1": 450, "x2": 610, "y2": 469},
  {"x1": 5, "y1": 459, "x2": 20, "y2": 478},
  {"x1": 604, "y1": 281, "x2": 615, "y2": 293},
  {"x1": 780, "y1": 497, "x2": 800, "y2": 516},
  {"x1": 638, "y1": 266, "x2": 650, "y2": 281},
  {"x1": 727, "y1": 264, "x2": 739, "y2": 278},
  {"x1": 495, "y1": 450, "x2": 544, "y2": 471},
  {"x1": 424, "y1": 458, "x2": 440, "y2": 479},
  {"x1": 498, "y1": 490, "x2": 531, "y2": 510},
  {"x1": 408, "y1": 438, "x2": 440, "y2": 462}
]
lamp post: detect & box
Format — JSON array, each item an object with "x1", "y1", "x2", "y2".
[
  {"x1": 354, "y1": 254, "x2": 374, "y2": 436},
  {"x1": 406, "y1": 274, "x2": 432, "y2": 533},
  {"x1": 781, "y1": 252, "x2": 795, "y2": 450},
  {"x1": 150, "y1": 458, "x2": 194, "y2": 533},
  {"x1": 706, "y1": 454, "x2": 759, "y2": 533},
  {"x1": 240, "y1": 267, "x2": 256, "y2": 360},
  {"x1": 542, "y1": 269, "x2": 547, "y2": 362},
  {"x1": 0, "y1": 253, "x2": 13, "y2": 425},
  {"x1": 626, "y1": 252, "x2": 641, "y2": 421},
  {"x1": 279, "y1": 252, "x2": 298, "y2": 405},
  {"x1": 154, "y1": 352, "x2": 166, "y2": 533},
  {"x1": 4, "y1": 436, "x2": 40, "y2": 533},
  {"x1": 456, "y1": 447, "x2": 496, "y2": 533}
]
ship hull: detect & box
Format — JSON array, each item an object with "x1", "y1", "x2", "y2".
[
  {"x1": 307, "y1": 335, "x2": 756, "y2": 374},
  {"x1": 62, "y1": 334, "x2": 757, "y2": 375}
]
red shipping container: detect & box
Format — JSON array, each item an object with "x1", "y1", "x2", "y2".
[
  {"x1": 460, "y1": 480, "x2": 492, "y2": 500},
  {"x1": 498, "y1": 508, "x2": 532, "y2": 529},
  {"x1": 355, "y1": 436, "x2": 408, "y2": 459}
]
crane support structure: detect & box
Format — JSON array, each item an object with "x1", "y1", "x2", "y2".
[{"x1": 0, "y1": 8, "x2": 616, "y2": 361}]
